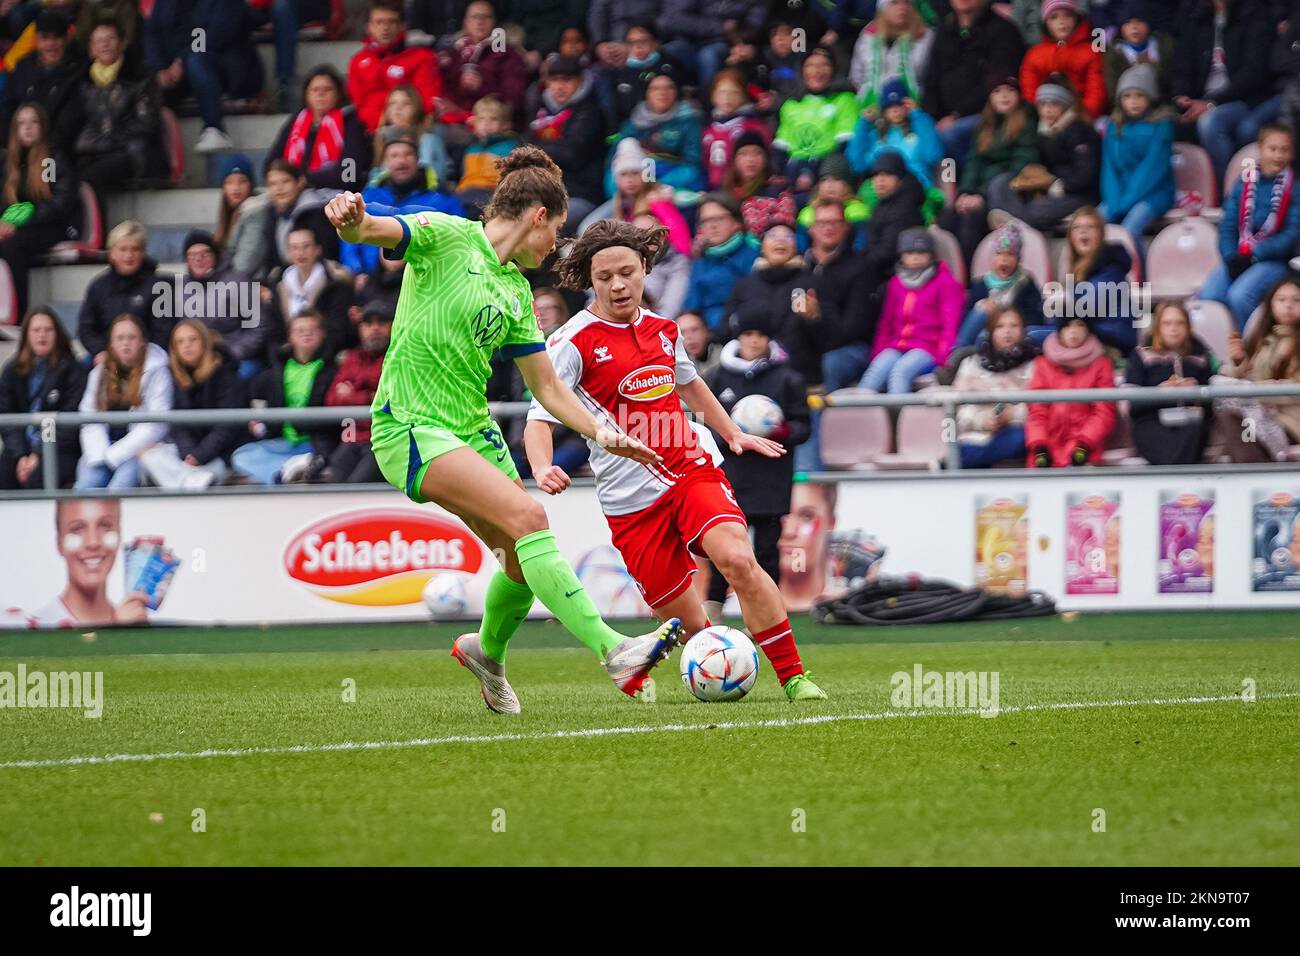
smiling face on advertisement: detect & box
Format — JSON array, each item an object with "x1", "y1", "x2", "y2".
[
  {"x1": 779, "y1": 482, "x2": 837, "y2": 610},
  {"x1": 55, "y1": 498, "x2": 121, "y2": 596}
]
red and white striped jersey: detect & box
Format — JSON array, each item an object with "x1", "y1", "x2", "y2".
[{"x1": 527, "y1": 308, "x2": 723, "y2": 515}]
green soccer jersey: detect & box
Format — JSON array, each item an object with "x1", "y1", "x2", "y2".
[{"x1": 372, "y1": 211, "x2": 544, "y2": 434}]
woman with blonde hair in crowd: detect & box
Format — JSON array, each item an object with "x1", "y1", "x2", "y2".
[
  {"x1": 139, "y1": 319, "x2": 248, "y2": 490},
  {"x1": 74, "y1": 313, "x2": 173, "y2": 490}
]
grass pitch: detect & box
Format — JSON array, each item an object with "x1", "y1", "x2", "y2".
[{"x1": 1, "y1": 611, "x2": 1298, "y2": 866}]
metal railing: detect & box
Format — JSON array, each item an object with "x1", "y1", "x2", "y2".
[
  {"x1": 2, "y1": 384, "x2": 1299, "y2": 490},
  {"x1": 821, "y1": 382, "x2": 1300, "y2": 470}
]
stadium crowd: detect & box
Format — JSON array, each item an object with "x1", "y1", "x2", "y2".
[{"x1": 3, "y1": 0, "x2": 1300, "y2": 495}]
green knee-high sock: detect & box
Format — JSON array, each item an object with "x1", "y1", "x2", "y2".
[
  {"x1": 515, "y1": 529, "x2": 627, "y2": 659},
  {"x1": 478, "y1": 570, "x2": 535, "y2": 663}
]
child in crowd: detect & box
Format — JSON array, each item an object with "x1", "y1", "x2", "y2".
[
  {"x1": 1099, "y1": 63, "x2": 1173, "y2": 251},
  {"x1": 1026, "y1": 315, "x2": 1116, "y2": 467},
  {"x1": 1199, "y1": 125, "x2": 1300, "y2": 331},
  {"x1": 952, "y1": 305, "x2": 1039, "y2": 468},
  {"x1": 861, "y1": 227, "x2": 963, "y2": 393},
  {"x1": 455, "y1": 96, "x2": 521, "y2": 218},
  {"x1": 702, "y1": 68, "x2": 771, "y2": 190},
  {"x1": 956, "y1": 222, "x2": 1048, "y2": 348},
  {"x1": 1215, "y1": 276, "x2": 1300, "y2": 462}
]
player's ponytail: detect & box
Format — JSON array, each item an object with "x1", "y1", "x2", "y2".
[{"x1": 483, "y1": 145, "x2": 569, "y2": 223}]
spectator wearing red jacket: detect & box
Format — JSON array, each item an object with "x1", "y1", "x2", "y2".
[
  {"x1": 347, "y1": 1, "x2": 442, "y2": 134},
  {"x1": 1025, "y1": 315, "x2": 1117, "y2": 467},
  {"x1": 317, "y1": 299, "x2": 392, "y2": 483},
  {"x1": 438, "y1": 1, "x2": 529, "y2": 129},
  {"x1": 1019, "y1": 0, "x2": 1107, "y2": 120}
]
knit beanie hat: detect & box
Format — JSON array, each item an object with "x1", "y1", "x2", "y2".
[{"x1": 1116, "y1": 62, "x2": 1159, "y2": 102}]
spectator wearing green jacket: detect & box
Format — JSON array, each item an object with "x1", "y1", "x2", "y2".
[
  {"x1": 773, "y1": 47, "x2": 859, "y2": 193},
  {"x1": 940, "y1": 72, "x2": 1039, "y2": 266}
]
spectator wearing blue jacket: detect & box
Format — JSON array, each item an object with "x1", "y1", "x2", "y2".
[
  {"x1": 1199, "y1": 124, "x2": 1300, "y2": 330},
  {"x1": 339, "y1": 136, "x2": 464, "y2": 288},
  {"x1": 847, "y1": 78, "x2": 944, "y2": 189},
  {"x1": 1099, "y1": 64, "x2": 1173, "y2": 256},
  {"x1": 1056, "y1": 206, "x2": 1139, "y2": 353},
  {"x1": 682, "y1": 193, "x2": 761, "y2": 332}
]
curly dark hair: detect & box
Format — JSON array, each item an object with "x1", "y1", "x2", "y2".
[{"x1": 556, "y1": 219, "x2": 669, "y2": 291}]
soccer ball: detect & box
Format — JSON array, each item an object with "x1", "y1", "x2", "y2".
[
  {"x1": 730, "y1": 394, "x2": 784, "y2": 437},
  {"x1": 679, "y1": 626, "x2": 760, "y2": 702},
  {"x1": 422, "y1": 572, "x2": 470, "y2": 619}
]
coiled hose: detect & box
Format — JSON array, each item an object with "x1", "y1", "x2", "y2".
[{"x1": 811, "y1": 575, "x2": 1057, "y2": 626}]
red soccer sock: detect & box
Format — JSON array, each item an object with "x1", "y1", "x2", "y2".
[{"x1": 752, "y1": 619, "x2": 803, "y2": 685}]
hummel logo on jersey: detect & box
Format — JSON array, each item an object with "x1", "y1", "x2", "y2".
[
  {"x1": 659, "y1": 331, "x2": 673, "y2": 357},
  {"x1": 719, "y1": 387, "x2": 737, "y2": 404},
  {"x1": 593, "y1": 345, "x2": 613, "y2": 363},
  {"x1": 472, "y1": 305, "x2": 505, "y2": 348}
]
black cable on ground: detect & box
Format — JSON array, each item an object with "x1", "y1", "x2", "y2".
[{"x1": 812, "y1": 575, "x2": 1057, "y2": 626}]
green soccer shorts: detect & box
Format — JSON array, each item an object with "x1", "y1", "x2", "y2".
[{"x1": 371, "y1": 405, "x2": 518, "y2": 503}]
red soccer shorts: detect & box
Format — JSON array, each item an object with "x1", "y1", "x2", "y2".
[{"x1": 606, "y1": 466, "x2": 748, "y2": 608}]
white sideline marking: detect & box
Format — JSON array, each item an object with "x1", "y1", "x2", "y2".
[{"x1": 2, "y1": 691, "x2": 1297, "y2": 771}]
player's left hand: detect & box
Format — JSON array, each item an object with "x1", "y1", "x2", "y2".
[
  {"x1": 729, "y1": 432, "x2": 785, "y2": 458},
  {"x1": 534, "y1": 464, "x2": 571, "y2": 495},
  {"x1": 595, "y1": 426, "x2": 663, "y2": 465}
]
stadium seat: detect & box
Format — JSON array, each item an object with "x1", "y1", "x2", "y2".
[
  {"x1": 1167, "y1": 142, "x2": 1219, "y2": 220},
  {"x1": 820, "y1": 398, "x2": 891, "y2": 470},
  {"x1": 1188, "y1": 299, "x2": 1235, "y2": 361},
  {"x1": 0, "y1": 259, "x2": 17, "y2": 327},
  {"x1": 1055, "y1": 223, "x2": 1142, "y2": 283},
  {"x1": 971, "y1": 219, "x2": 1052, "y2": 285},
  {"x1": 37, "y1": 183, "x2": 105, "y2": 265},
  {"x1": 873, "y1": 405, "x2": 948, "y2": 470},
  {"x1": 1147, "y1": 218, "x2": 1221, "y2": 300},
  {"x1": 1224, "y1": 143, "x2": 1259, "y2": 198},
  {"x1": 928, "y1": 225, "x2": 966, "y2": 285}
]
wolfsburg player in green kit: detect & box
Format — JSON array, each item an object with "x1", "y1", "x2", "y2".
[{"x1": 324, "y1": 146, "x2": 682, "y2": 713}]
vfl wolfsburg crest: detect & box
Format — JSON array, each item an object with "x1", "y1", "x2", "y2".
[{"x1": 472, "y1": 304, "x2": 505, "y2": 347}]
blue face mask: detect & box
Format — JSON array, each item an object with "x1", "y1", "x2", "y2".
[{"x1": 628, "y1": 52, "x2": 660, "y2": 70}]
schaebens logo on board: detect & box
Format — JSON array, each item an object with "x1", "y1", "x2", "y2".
[{"x1": 284, "y1": 509, "x2": 484, "y2": 606}]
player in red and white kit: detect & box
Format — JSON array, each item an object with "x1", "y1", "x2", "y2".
[{"x1": 523, "y1": 221, "x2": 826, "y2": 701}]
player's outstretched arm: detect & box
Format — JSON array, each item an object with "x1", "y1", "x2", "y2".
[
  {"x1": 324, "y1": 191, "x2": 404, "y2": 247},
  {"x1": 523, "y1": 420, "x2": 571, "y2": 495},
  {"x1": 677, "y1": 378, "x2": 785, "y2": 458},
  {"x1": 515, "y1": 351, "x2": 664, "y2": 466}
]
